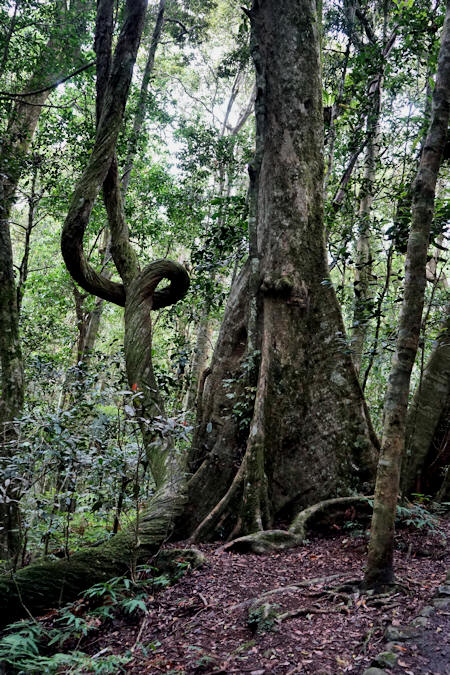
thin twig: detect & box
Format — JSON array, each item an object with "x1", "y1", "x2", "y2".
[{"x1": 131, "y1": 613, "x2": 149, "y2": 653}]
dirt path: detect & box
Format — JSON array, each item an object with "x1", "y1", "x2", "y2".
[{"x1": 78, "y1": 518, "x2": 450, "y2": 674}]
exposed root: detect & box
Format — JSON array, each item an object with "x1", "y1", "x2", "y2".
[
  {"x1": 289, "y1": 495, "x2": 373, "y2": 538},
  {"x1": 223, "y1": 495, "x2": 373, "y2": 553},
  {"x1": 244, "y1": 570, "x2": 402, "y2": 630},
  {"x1": 275, "y1": 605, "x2": 346, "y2": 623},
  {"x1": 247, "y1": 593, "x2": 348, "y2": 632},
  {"x1": 221, "y1": 529, "x2": 301, "y2": 553},
  {"x1": 188, "y1": 457, "x2": 247, "y2": 543},
  {"x1": 228, "y1": 573, "x2": 345, "y2": 611}
]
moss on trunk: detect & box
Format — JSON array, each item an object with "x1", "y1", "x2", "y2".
[
  {"x1": 0, "y1": 478, "x2": 186, "y2": 625},
  {"x1": 401, "y1": 303, "x2": 450, "y2": 497}
]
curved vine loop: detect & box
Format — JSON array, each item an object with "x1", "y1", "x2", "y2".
[
  {"x1": 60, "y1": 0, "x2": 147, "y2": 307},
  {"x1": 61, "y1": 0, "x2": 190, "y2": 319},
  {"x1": 140, "y1": 259, "x2": 191, "y2": 310}
]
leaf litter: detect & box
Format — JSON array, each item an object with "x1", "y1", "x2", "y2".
[{"x1": 25, "y1": 516, "x2": 450, "y2": 673}]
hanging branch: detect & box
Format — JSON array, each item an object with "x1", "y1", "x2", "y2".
[{"x1": 0, "y1": 61, "x2": 95, "y2": 100}]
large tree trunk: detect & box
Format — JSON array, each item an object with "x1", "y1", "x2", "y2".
[
  {"x1": 178, "y1": 0, "x2": 378, "y2": 542},
  {"x1": 365, "y1": 1, "x2": 450, "y2": 588}
]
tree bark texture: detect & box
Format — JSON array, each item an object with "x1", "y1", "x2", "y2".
[
  {"x1": 180, "y1": 0, "x2": 378, "y2": 542},
  {"x1": 74, "y1": 0, "x2": 167, "y2": 367},
  {"x1": 0, "y1": 0, "x2": 191, "y2": 619},
  {"x1": 58, "y1": 0, "x2": 189, "y2": 579},
  {"x1": 0, "y1": 0, "x2": 380, "y2": 620},
  {"x1": 0, "y1": 212, "x2": 24, "y2": 561},
  {"x1": 365, "y1": 1, "x2": 450, "y2": 587},
  {"x1": 122, "y1": 0, "x2": 166, "y2": 193}
]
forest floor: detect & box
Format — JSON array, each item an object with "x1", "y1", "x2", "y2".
[{"x1": 74, "y1": 513, "x2": 450, "y2": 675}]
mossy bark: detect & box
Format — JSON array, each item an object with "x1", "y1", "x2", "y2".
[
  {"x1": 223, "y1": 496, "x2": 373, "y2": 554},
  {"x1": 61, "y1": 0, "x2": 189, "y2": 479},
  {"x1": 1, "y1": 0, "x2": 378, "y2": 621},
  {"x1": 0, "y1": 479, "x2": 188, "y2": 625},
  {"x1": 0, "y1": 0, "x2": 189, "y2": 625},
  {"x1": 178, "y1": 0, "x2": 378, "y2": 543},
  {"x1": 0, "y1": 222, "x2": 24, "y2": 561},
  {"x1": 365, "y1": 2, "x2": 450, "y2": 588}
]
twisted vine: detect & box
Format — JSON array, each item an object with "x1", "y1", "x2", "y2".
[{"x1": 61, "y1": 0, "x2": 189, "y2": 479}]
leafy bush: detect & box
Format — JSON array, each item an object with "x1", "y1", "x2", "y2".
[{"x1": 0, "y1": 564, "x2": 180, "y2": 674}]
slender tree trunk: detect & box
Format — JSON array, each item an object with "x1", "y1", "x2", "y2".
[
  {"x1": 184, "y1": 76, "x2": 251, "y2": 412},
  {"x1": 365, "y1": 1, "x2": 450, "y2": 588},
  {"x1": 0, "y1": 217, "x2": 24, "y2": 562},
  {"x1": 184, "y1": 306, "x2": 214, "y2": 411},
  {"x1": 323, "y1": 4, "x2": 353, "y2": 197},
  {"x1": 0, "y1": 90, "x2": 51, "y2": 565},
  {"x1": 122, "y1": 0, "x2": 166, "y2": 193},
  {"x1": 352, "y1": 7, "x2": 396, "y2": 374},
  {"x1": 17, "y1": 166, "x2": 41, "y2": 312},
  {"x1": 0, "y1": 0, "x2": 19, "y2": 74},
  {"x1": 352, "y1": 112, "x2": 379, "y2": 372},
  {"x1": 331, "y1": 26, "x2": 396, "y2": 211},
  {"x1": 361, "y1": 243, "x2": 393, "y2": 390}
]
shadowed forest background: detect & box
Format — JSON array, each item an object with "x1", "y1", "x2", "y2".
[{"x1": 0, "y1": 0, "x2": 449, "y2": 671}]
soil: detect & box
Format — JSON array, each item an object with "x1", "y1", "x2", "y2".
[{"x1": 77, "y1": 516, "x2": 450, "y2": 674}]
